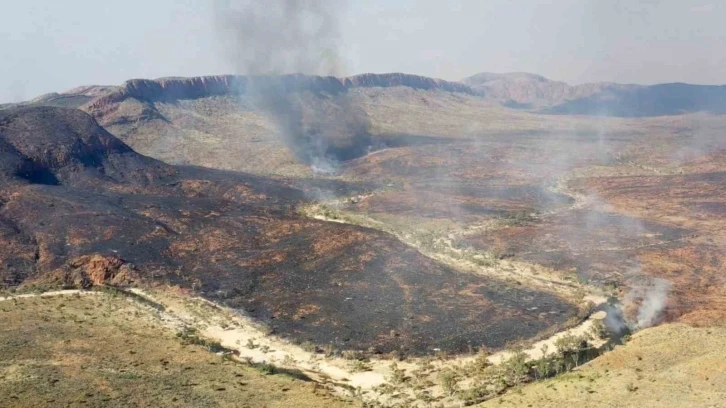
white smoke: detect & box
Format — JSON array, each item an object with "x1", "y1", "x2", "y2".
[
  {"x1": 213, "y1": 0, "x2": 371, "y2": 173},
  {"x1": 214, "y1": 0, "x2": 343, "y2": 77},
  {"x1": 626, "y1": 276, "x2": 672, "y2": 329}
]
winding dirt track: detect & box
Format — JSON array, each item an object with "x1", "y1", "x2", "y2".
[{"x1": 0, "y1": 288, "x2": 612, "y2": 403}]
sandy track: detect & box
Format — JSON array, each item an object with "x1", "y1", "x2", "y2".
[
  {"x1": 131, "y1": 288, "x2": 611, "y2": 401},
  {"x1": 0, "y1": 287, "x2": 611, "y2": 403}
]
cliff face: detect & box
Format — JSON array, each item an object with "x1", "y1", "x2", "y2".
[
  {"x1": 85, "y1": 73, "x2": 474, "y2": 114},
  {"x1": 345, "y1": 73, "x2": 473, "y2": 93}
]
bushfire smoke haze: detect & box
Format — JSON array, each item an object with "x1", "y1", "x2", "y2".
[
  {"x1": 2, "y1": 0, "x2": 726, "y2": 102},
  {"x1": 213, "y1": 0, "x2": 371, "y2": 171}
]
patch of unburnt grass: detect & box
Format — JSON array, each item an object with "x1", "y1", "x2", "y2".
[
  {"x1": 361, "y1": 326, "x2": 610, "y2": 407},
  {"x1": 0, "y1": 291, "x2": 353, "y2": 408}
]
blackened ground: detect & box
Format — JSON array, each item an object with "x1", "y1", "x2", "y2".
[
  {"x1": 0, "y1": 106, "x2": 577, "y2": 354},
  {"x1": 462, "y1": 210, "x2": 690, "y2": 284}
]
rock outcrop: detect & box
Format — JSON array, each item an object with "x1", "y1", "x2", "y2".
[
  {"x1": 56, "y1": 254, "x2": 138, "y2": 288},
  {"x1": 85, "y1": 73, "x2": 474, "y2": 115}
]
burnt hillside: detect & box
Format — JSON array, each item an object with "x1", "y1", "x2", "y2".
[{"x1": 0, "y1": 106, "x2": 576, "y2": 354}]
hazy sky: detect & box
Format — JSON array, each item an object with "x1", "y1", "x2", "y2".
[{"x1": 2, "y1": 0, "x2": 725, "y2": 102}]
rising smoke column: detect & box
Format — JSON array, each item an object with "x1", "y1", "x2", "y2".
[
  {"x1": 626, "y1": 276, "x2": 672, "y2": 329},
  {"x1": 214, "y1": 0, "x2": 370, "y2": 173}
]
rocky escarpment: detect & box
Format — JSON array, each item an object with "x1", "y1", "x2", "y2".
[
  {"x1": 85, "y1": 73, "x2": 474, "y2": 115},
  {"x1": 21, "y1": 72, "x2": 726, "y2": 118},
  {"x1": 345, "y1": 72, "x2": 473, "y2": 93}
]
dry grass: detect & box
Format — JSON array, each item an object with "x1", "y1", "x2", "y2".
[
  {"x1": 0, "y1": 293, "x2": 356, "y2": 408},
  {"x1": 479, "y1": 323, "x2": 726, "y2": 408},
  {"x1": 98, "y1": 88, "x2": 726, "y2": 179}
]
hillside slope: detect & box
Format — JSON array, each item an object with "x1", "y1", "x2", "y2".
[
  {"x1": 0, "y1": 106, "x2": 175, "y2": 187},
  {"x1": 480, "y1": 323, "x2": 726, "y2": 408},
  {"x1": 0, "y1": 106, "x2": 580, "y2": 354},
  {"x1": 0, "y1": 291, "x2": 354, "y2": 408}
]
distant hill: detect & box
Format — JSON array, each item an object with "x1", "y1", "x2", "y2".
[
  {"x1": 463, "y1": 72, "x2": 726, "y2": 116},
  {"x1": 84, "y1": 73, "x2": 473, "y2": 115},
  {"x1": 546, "y1": 82, "x2": 726, "y2": 116},
  {"x1": 1, "y1": 85, "x2": 118, "y2": 110},
  {"x1": 462, "y1": 72, "x2": 635, "y2": 108},
  {"x1": 76, "y1": 73, "x2": 485, "y2": 177}
]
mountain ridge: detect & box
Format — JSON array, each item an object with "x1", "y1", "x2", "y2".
[
  {"x1": 86, "y1": 73, "x2": 474, "y2": 110},
  {"x1": 8, "y1": 71, "x2": 726, "y2": 117}
]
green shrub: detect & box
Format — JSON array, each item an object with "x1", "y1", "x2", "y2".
[
  {"x1": 499, "y1": 350, "x2": 530, "y2": 386},
  {"x1": 438, "y1": 370, "x2": 458, "y2": 396},
  {"x1": 257, "y1": 362, "x2": 276, "y2": 375},
  {"x1": 348, "y1": 360, "x2": 371, "y2": 373}
]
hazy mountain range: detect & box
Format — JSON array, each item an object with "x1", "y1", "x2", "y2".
[{"x1": 6, "y1": 71, "x2": 726, "y2": 117}]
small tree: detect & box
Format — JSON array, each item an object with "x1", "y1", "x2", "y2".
[
  {"x1": 534, "y1": 358, "x2": 550, "y2": 380},
  {"x1": 540, "y1": 343, "x2": 549, "y2": 358},
  {"x1": 500, "y1": 349, "x2": 530, "y2": 385}
]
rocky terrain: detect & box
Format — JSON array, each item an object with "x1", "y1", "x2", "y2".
[{"x1": 1, "y1": 72, "x2": 725, "y2": 407}]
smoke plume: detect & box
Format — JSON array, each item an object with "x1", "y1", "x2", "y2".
[
  {"x1": 626, "y1": 276, "x2": 672, "y2": 329},
  {"x1": 214, "y1": 0, "x2": 371, "y2": 173}
]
